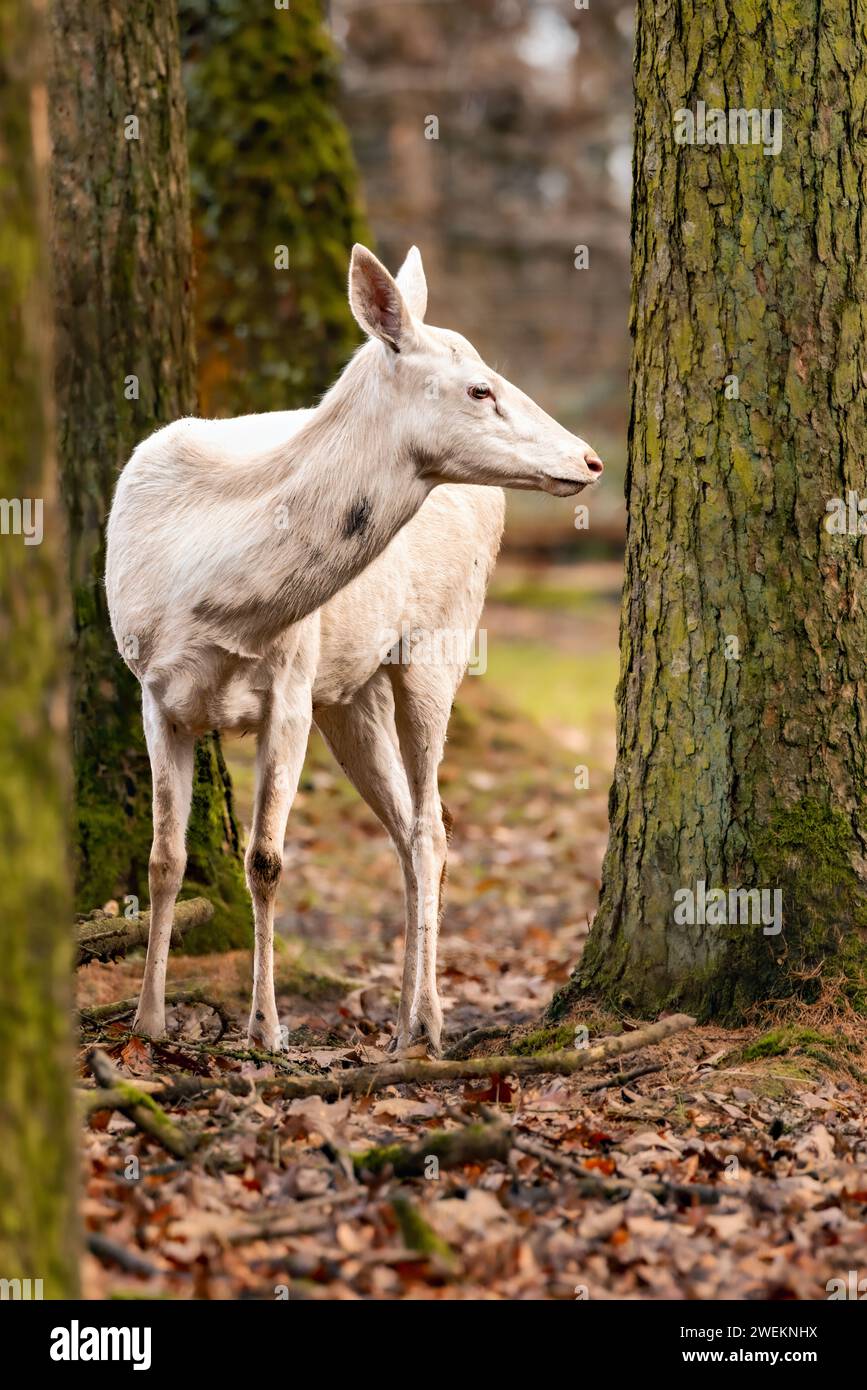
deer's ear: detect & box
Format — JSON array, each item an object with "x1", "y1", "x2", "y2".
[
  {"x1": 348, "y1": 245, "x2": 415, "y2": 352},
  {"x1": 395, "y1": 245, "x2": 428, "y2": 321}
]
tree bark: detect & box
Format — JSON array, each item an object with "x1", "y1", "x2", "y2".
[
  {"x1": 179, "y1": 0, "x2": 369, "y2": 416},
  {"x1": 555, "y1": 1, "x2": 867, "y2": 1023},
  {"x1": 47, "y1": 0, "x2": 249, "y2": 949},
  {"x1": 0, "y1": 0, "x2": 78, "y2": 1296}
]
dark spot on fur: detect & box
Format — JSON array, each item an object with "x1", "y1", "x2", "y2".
[
  {"x1": 255, "y1": 1010, "x2": 265, "y2": 1022},
  {"x1": 343, "y1": 496, "x2": 372, "y2": 540},
  {"x1": 248, "y1": 848, "x2": 282, "y2": 888}
]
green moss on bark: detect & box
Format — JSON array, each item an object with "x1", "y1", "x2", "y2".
[
  {"x1": 180, "y1": 0, "x2": 369, "y2": 416},
  {"x1": 0, "y1": 0, "x2": 78, "y2": 1295},
  {"x1": 49, "y1": 0, "x2": 249, "y2": 947}
]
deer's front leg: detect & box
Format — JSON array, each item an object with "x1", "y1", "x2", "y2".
[
  {"x1": 246, "y1": 683, "x2": 312, "y2": 1052},
  {"x1": 134, "y1": 692, "x2": 195, "y2": 1040},
  {"x1": 391, "y1": 668, "x2": 454, "y2": 1059},
  {"x1": 403, "y1": 810, "x2": 447, "y2": 1056}
]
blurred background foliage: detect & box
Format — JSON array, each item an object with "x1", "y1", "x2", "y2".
[
  {"x1": 180, "y1": 0, "x2": 369, "y2": 415},
  {"x1": 330, "y1": 0, "x2": 632, "y2": 553},
  {"x1": 175, "y1": 1, "x2": 631, "y2": 960}
]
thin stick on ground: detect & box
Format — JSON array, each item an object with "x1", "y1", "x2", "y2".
[
  {"x1": 86, "y1": 1048, "x2": 196, "y2": 1158},
  {"x1": 87, "y1": 1232, "x2": 163, "y2": 1278},
  {"x1": 170, "y1": 1189, "x2": 367, "y2": 1247},
  {"x1": 444, "y1": 1024, "x2": 512, "y2": 1060},
  {"x1": 510, "y1": 1126, "x2": 727, "y2": 1206},
  {"x1": 581, "y1": 1062, "x2": 663, "y2": 1092},
  {"x1": 446, "y1": 1101, "x2": 730, "y2": 1207}
]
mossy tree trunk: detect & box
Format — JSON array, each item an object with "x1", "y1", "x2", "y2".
[
  {"x1": 48, "y1": 0, "x2": 248, "y2": 950},
  {"x1": 0, "y1": 0, "x2": 77, "y2": 1295},
  {"x1": 556, "y1": 1, "x2": 867, "y2": 1023},
  {"x1": 179, "y1": 0, "x2": 369, "y2": 416}
]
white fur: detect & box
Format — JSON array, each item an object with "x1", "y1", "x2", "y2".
[{"x1": 104, "y1": 245, "x2": 602, "y2": 1054}]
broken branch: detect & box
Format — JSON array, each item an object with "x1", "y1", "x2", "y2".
[
  {"x1": 77, "y1": 1014, "x2": 696, "y2": 1111},
  {"x1": 75, "y1": 897, "x2": 213, "y2": 967},
  {"x1": 254, "y1": 1012, "x2": 696, "y2": 1101},
  {"x1": 86, "y1": 1048, "x2": 196, "y2": 1158},
  {"x1": 352, "y1": 1122, "x2": 511, "y2": 1178},
  {"x1": 79, "y1": 986, "x2": 230, "y2": 1039}
]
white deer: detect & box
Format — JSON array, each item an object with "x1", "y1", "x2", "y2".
[{"x1": 105, "y1": 245, "x2": 602, "y2": 1056}]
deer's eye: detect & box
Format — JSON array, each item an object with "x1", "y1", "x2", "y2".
[{"x1": 468, "y1": 383, "x2": 492, "y2": 400}]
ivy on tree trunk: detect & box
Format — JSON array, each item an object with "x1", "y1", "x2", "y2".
[{"x1": 554, "y1": 0, "x2": 867, "y2": 1023}]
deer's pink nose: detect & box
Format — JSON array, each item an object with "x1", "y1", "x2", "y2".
[{"x1": 584, "y1": 451, "x2": 604, "y2": 475}]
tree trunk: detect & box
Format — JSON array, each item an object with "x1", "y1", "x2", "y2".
[
  {"x1": 179, "y1": 0, "x2": 369, "y2": 416},
  {"x1": 555, "y1": 1, "x2": 867, "y2": 1023},
  {"x1": 0, "y1": 0, "x2": 78, "y2": 1296},
  {"x1": 48, "y1": 0, "x2": 249, "y2": 950}
]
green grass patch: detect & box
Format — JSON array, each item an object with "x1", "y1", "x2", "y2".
[
  {"x1": 482, "y1": 640, "x2": 618, "y2": 732},
  {"x1": 511, "y1": 1024, "x2": 576, "y2": 1055},
  {"x1": 739, "y1": 1027, "x2": 843, "y2": 1063}
]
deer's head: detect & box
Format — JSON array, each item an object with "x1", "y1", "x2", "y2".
[{"x1": 348, "y1": 244, "x2": 603, "y2": 497}]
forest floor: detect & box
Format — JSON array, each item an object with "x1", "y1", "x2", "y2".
[{"x1": 75, "y1": 566, "x2": 867, "y2": 1300}]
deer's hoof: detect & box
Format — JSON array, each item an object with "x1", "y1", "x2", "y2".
[
  {"x1": 247, "y1": 1015, "x2": 284, "y2": 1053},
  {"x1": 132, "y1": 1011, "x2": 166, "y2": 1042},
  {"x1": 387, "y1": 1024, "x2": 442, "y2": 1060}
]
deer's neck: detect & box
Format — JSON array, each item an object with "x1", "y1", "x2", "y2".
[{"x1": 253, "y1": 348, "x2": 431, "y2": 632}]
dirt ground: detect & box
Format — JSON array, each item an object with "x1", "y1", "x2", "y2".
[{"x1": 75, "y1": 573, "x2": 867, "y2": 1300}]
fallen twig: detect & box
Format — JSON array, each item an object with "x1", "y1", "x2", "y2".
[
  {"x1": 75, "y1": 897, "x2": 213, "y2": 967},
  {"x1": 448, "y1": 1101, "x2": 729, "y2": 1207},
  {"x1": 87, "y1": 1232, "x2": 162, "y2": 1278},
  {"x1": 581, "y1": 1062, "x2": 663, "y2": 1093},
  {"x1": 172, "y1": 1188, "x2": 367, "y2": 1246},
  {"x1": 352, "y1": 1122, "x2": 511, "y2": 1178},
  {"x1": 443, "y1": 1024, "x2": 512, "y2": 1060},
  {"x1": 249, "y1": 1011, "x2": 696, "y2": 1100},
  {"x1": 391, "y1": 1196, "x2": 456, "y2": 1265},
  {"x1": 79, "y1": 1083, "x2": 160, "y2": 1116},
  {"x1": 78, "y1": 1013, "x2": 696, "y2": 1112},
  {"x1": 80, "y1": 986, "x2": 230, "y2": 1040},
  {"x1": 86, "y1": 1048, "x2": 196, "y2": 1158},
  {"x1": 511, "y1": 1126, "x2": 726, "y2": 1206}
]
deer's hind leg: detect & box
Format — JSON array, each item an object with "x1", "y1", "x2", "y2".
[
  {"x1": 134, "y1": 689, "x2": 195, "y2": 1040},
  {"x1": 246, "y1": 678, "x2": 313, "y2": 1051},
  {"x1": 388, "y1": 661, "x2": 457, "y2": 1058},
  {"x1": 317, "y1": 665, "x2": 456, "y2": 1058},
  {"x1": 314, "y1": 672, "x2": 418, "y2": 1049}
]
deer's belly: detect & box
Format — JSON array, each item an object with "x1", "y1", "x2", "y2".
[{"x1": 312, "y1": 630, "x2": 392, "y2": 706}]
